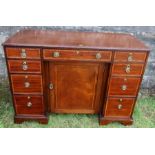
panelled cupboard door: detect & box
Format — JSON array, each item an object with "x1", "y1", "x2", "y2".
[{"x1": 49, "y1": 62, "x2": 106, "y2": 114}]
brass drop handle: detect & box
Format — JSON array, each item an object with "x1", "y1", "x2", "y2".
[
  {"x1": 118, "y1": 104, "x2": 122, "y2": 110},
  {"x1": 96, "y1": 53, "x2": 102, "y2": 59},
  {"x1": 125, "y1": 64, "x2": 130, "y2": 73},
  {"x1": 27, "y1": 102, "x2": 32, "y2": 108},
  {"x1": 21, "y1": 49, "x2": 27, "y2": 58},
  {"x1": 53, "y1": 52, "x2": 60, "y2": 58},
  {"x1": 49, "y1": 83, "x2": 53, "y2": 90},
  {"x1": 22, "y1": 61, "x2": 28, "y2": 71},
  {"x1": 24, "y1": 82, "x2": 30, "y2": 88},
  {"x1": 128, "y1": 53, "x2": 133, "y2": 62},
  {"x1": 121, "y1": 85, "x2": 127, "y2": 91}
]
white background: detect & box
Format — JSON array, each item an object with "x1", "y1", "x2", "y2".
[
  {"x1": 0, "y1": 0, "x2": 155, "y2": 26},
  {"x1": 0, "y1": 0, "x2": 155, "y2": 155}
]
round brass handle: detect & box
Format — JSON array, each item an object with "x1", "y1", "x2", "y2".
[
  {"x1": 49, "y1": 83, "x2": 53, "y2": 90},
  {"x1": 24, "y1": 82, "x2": 30, "y2": 88},
  {"x1": 21, "y1": 49, "x2": 27, "y2": 58},
  {"x1": 118, "y1": 104, "x2": 122, "y2": 110},
  {"x1": 53, "y1": 52, "x2": 60, "y2": 58},
  {"x1": 125, "y1": 64, "x2": 130, "y2": 73},
  {"x1": 121, "y1": 85, "x2": 127, "y2": 91},
  {"x1": 96, "y1": 53, "x2": 102, "y2": 59},
  {"x1": 27, "y1": 102, "x2": 32, "y2": 108}
]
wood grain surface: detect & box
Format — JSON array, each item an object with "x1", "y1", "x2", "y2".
[{"x1": 3, "y1": 29, "x2": 149, "y2": 51}]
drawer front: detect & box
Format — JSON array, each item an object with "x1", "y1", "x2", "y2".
[
  {"x1": 8, "y1": 60, "x2": 41, "y2": 73},
  {"x1": 105, "y1": 97, "x2": 135, "y2": 117},
  {"x1": 111, "y1": 63, "x2": 144, "y2": 76},
  {"x1": 6, "y1": 48, "x2": 41, "y2": 59},
  {"x1": 14, "y1": 95, "x2": 45, "y2": 115},
  {"x1": 43, "y1": 49, "x2": 112, "y2": 62},
  {"x1": 108, "y1": 77, "x2": 141, "y2": 96},
  {"x1": 14, "y1": 95, "x2": 44, "y2": 106},
  {"x1": 11, "y1": 75, "x2": 43, "y2": 94},
  {"x1": 114, "y1": 52, "x2": 147, "y2": 62}
]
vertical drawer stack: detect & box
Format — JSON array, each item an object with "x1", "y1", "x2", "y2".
[
  {"x1": 5, "y1": 47, "x2": 47, "y2": 124},
  {"x1": 101, "y1": 51, "x2": 148, "y2": 125}
]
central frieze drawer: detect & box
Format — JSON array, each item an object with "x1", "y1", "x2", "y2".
[
  {"x1": 11, "y1": 75, "x2": 43, "y2": 94},
  {"x1": 108, "y1": 77, "x2": 141, "y2": 96},
  {"x1": 43, "y1": 49, "x2": 112, "y2": 62},
  {"x1": 8, "y1": 60, "x2": 41, "y2": 73}
]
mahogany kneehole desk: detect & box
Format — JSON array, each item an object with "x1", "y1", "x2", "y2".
[{"x1": 3, "y1": 30, "x2": 150, "y2": 125}]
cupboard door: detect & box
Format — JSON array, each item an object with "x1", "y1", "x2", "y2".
[{"x1": 49, "y1": 62, "x2": 106, "y2": 114}]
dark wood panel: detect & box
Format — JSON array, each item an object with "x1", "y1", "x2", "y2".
[
  {"x1": 11, "y1": 74, "x2": 43, "y2": 94},
  {"x1": 104, "y1": 97, "x2": 135, "y2": 117},
  {"x1": 3, "y1": 30, "x2": 149, "y2": 51},
  {"x1": 8, "y1": 60, "x2": 41, "y2": 73},
  {"x1": 15, "y1": 105, "x2": 44, "y2": 115},
  {"x1": 49, "y1": 62, "x2": 106, "y2": 114},
  {"x1": 14, "y1": 95, "x2": 45, "y2": 115},
  {"x1": 43, "y1": 49, "x2": 112, "y2": 62},
  {"x1": 14, "y1": 115, "x2": 48, "y2": 124},
  {"x1": 108, "y1": 77, "x2": 141, "y2": 96},
  {"x1": 114, "y1": 51, "x2": 147, "y2": 62},
  {"x1": 111, "y1": 63, "x2": 144, "y2": 76},
  {"x1": 99, "y1": 116, "x2": 133, "y2": 126},
  {"x1": 14, "y1": 95, "x2": 43, "y2": 105},
  {"x1": 6, "y1": 47, "x2": 41, "y2": 59}
]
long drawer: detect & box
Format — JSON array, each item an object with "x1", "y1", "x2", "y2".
[
  {"x1": 43, "y1": 49, "x2": 112, "y2": 62},
  {"x1": 11, "y1": 74, "x2": 43, "y2": 94},
  {"x1": 8, "y1": 60, "x2": 41, "y2": 73},
  {"x1": 108, "y1": 77, "x2": 141, "y2": 96}
]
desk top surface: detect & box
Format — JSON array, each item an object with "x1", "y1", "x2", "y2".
[{"x1": 3, "y1": 29, "x2": 149, "y2": 51}]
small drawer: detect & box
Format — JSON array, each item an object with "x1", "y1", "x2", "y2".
[
  {"x1": 108, "y1": 77, "x2": 141, "y2": 96},
  {"x1": 111, "y1": 63, "x2": 144, "y2": 76},
  {"x1": 11, "y1": 74, "x2": 43, "y2": 94},
  {"x1": 8, "y1": 60, "x2": 41, "y2": 73},
  {"x1": 114, "y1": 52, "x2": 147, "y2": 62},
  {"x1": 6, "y1": 48, "x2": 41, "y2": 59},
  {"x1": 43, "y1": 49, "x2": 112, "y2": 62},
  {"x1": 104, "y1": 97, "x2": 135, "y2": 117},
  {"x1": 14, "y1": 95, "x2": 45, "y2": 115}
]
